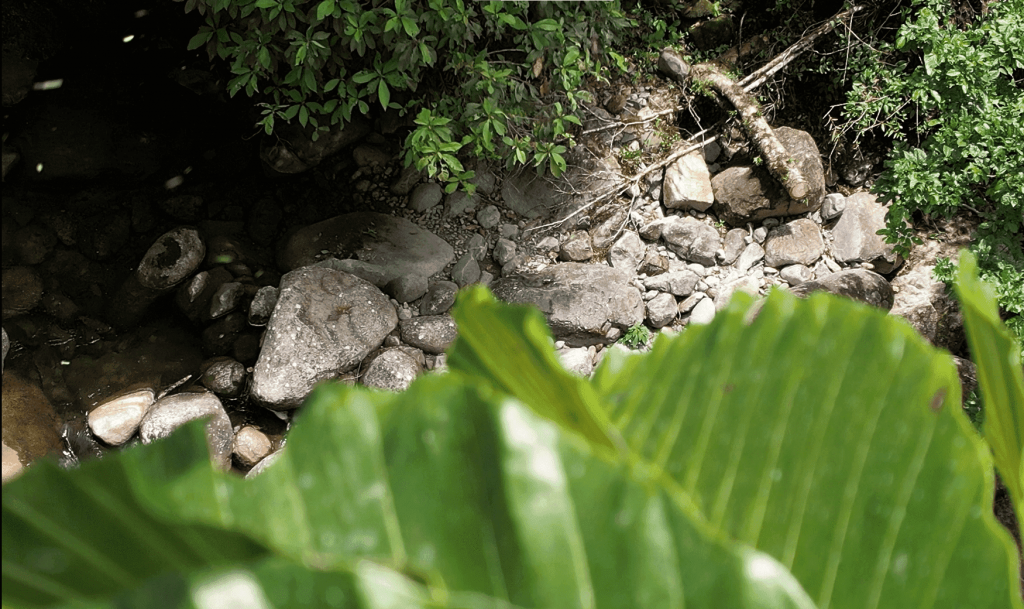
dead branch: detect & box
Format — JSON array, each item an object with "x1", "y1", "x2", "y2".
[{"x1": 528, "y1": 4, "x2": 866, "y2": 234}]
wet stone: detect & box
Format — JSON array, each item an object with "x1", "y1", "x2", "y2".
[
  {"x1": 202, "y1": 312, "x2": 247, "y2": 356},
  {"x1": 201, "y1": 357, "x2": 247, "y2": 397},
  {"x1": 233, "y1": 426, "x2": 272, "y2": 468},
  {"x1": 248, "y1": 286, "x2": 279, "y2": 327},
  {"x1": 139, "y1": 391, "x2": 234, "y2": 470},
  {"x1": 87, "y1": 388, "x2": 155, "y2": 446},
  {"x1": 209, "y1": 282, "x2": 245, "y2": 319}
]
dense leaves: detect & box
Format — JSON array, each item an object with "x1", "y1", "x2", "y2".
[{"x1": 843, "y1": 0, "x2": 1024, "y2": 347}]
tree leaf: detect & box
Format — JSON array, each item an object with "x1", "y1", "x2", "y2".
[{"x1": 955, "y1": 250, "x2": 1024, "y2": 509}]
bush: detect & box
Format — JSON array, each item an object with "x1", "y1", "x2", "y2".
[
  {"x1": 841, "y1": 0, "x2": 1023, "y2": 348},
  {"x1": 4, "y1": 258, "x2": 1022, "y2": 608},
  {"x1": 180, "y1": 0, "x2": 635, "y2": 191}
]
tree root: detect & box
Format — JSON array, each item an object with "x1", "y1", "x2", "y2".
[{"x1": 530, "y1": 4, "x2": 866, "y2": 234}]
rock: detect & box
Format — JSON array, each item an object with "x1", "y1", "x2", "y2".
[
  {"x1": 419, "y1": 281, "x2": 459, "y2": 316},
  {"x1": 87, "y1": 388, "x2": 155, "y2": 446},
  {"x1": 158, "y1": 195, "x2": 205, "y2": 222},
  {"x1": 353, "y1": 144, "x2": 391, "y2": 167},
  {"x1": 720, "y1": 228, "x2": 747, "y2": 265},
  {"x1": 201, "y1": 357, "x2": 247, "y2": 397},
  {"x1": 451, "y1": 252, "x2": 481, "y2": 287},
  {"x1": 470, "y1": 169, "x2": 497, "y2": 194},
  {"x1": 831, "y1": 192, "x2": 903, "y2": 273},
  {"x1": 491, "y1": 263, "x2": 644, "y2": 346},
  {"x1": 385, "y1": 274, "x2": 429, "y2": 304},
  {"x1": 821, "y1": 193, "x2": 846, "y2": 221},
  {"x1": 476, "y1": 205, "x2": 502, "y2": 230},
  {"x1": 409, "y1": 182, "x2": 443, "y2": 212},
  {"x1": 13, "y1": 223, "x2": 57, "y2": 265},
  {"x1": 232, "y1": 426, "x2": 272, "y2": 468},
  {"x1": 764, "y1": 218, "x2": 824, "y2": 267},
  {"x1": 248, "y1": 286, "x2": 279, "y2": 326},
  {"x1": 780, "y1": 264, "x2": 813, "y2": 286},
  {"x1": 3, "y1": 440, "x2": 23, "y2": 483},
  {"x1": 312, "y1": 258, "x2": 390, "y2": 288},
  {"x1": 400, "y1": 315, "x2": 458, "y2": 354},
  {"x1": 390, "y1": 163, "x2": 425, "y2": 195},
  {"x1": 890, "y1": 264, "x2": 963, "y2": 351},
  {"x1": 444, "y1": 190, "x2": 481, "y2": 217},
  {"x1": 79, "y1": 213, "x2": 130, "y2": 261},
  {"x1": 647, "y1": 292, "x2": 678, "y2": 328},
  {"x1": 2, "y1": 266, "x2": 44, "y2": 319},
  {"x1": 661, "y1": 216, "x2": 722, "y2": 266},
  {"x1": 261, "y1": 119, "x2": 370, "y2": 173},
  {"x1": 638, "y1": 247, "x2": 670, "y2": 276},
  {"x1": 639, "y1": 217, "x2": 670, "y2": 241},
  {"x1": 176, "y1": 267, "x2": 232, "y2": 324},
  {"x1": 466, "y1": 234, "x2": 488, "y2": 261},
  {"x1": 362, "y1": 348, "x2": 422, "y2": 391},
  {"x1": 657, "y1": 47, "x2": 691, "y2": 83},
  {"x1": 499, "y1": 223, "x2": 519, "y2": 240},
  {"x1": 678, "y1": 292, "x2": 704, "y2": 314},
  {"x1": 712, "y1": 127, "x2": 825, "y2": 225},
  {"x1": 139, "y1": 391, "x2": 234, "y2": 469},
  {"x1": 735, "y1": 242, "x2": 765, "y2": 273},
  {"x1": 2, "y1": 372, "x2": 65, "y2": 475},
  {"x1": 492, "y1": 238, "x2": 517, "y2": 266},
  {"x1": 209, "y1": 282, "x2": 245, "y2": 319},
  {"x1": 590, "y1": 207, "x2": 629, "y2": 250},
  {"x1": 714, "y1": 275, "x2": 760, "y2": 310},
  {"x1": 279, "y1": 212, "x2": 454, "y2": 284},
  {"x1": 560, "y1": 232, "x2": 594, "y2": 261},
  {"x1": 789, "y1": 268, "x2": 894, "y2": 310},
  {"x1": 643, "y1": 270, "x2": 700, "y2": 297},
  {"x1": 535, "y1": 236, "x2": 560, "y2": 253},
  {"x1": 108, "y1": 227, "x2": 206, "y2": 328},
  {"x1": 501, "y1": 170, "x2": 562, "y2": 218},
  {"x1": 245, "y1": 448, "x2": 284, "y2": 479},
  {"x1": 689, "y1": 297, "x2": 717, "y2": 325},
  {"x1": 663, "y1": 150, "x2": 714, "y2": 211},
  {"x1": 558, "y1": 346, "x2": 596, "y2": 377},
  {"x1": 1, "y1": 327, "x2": 7, "y2": 373},
  {"x1": 202, "y1": 313, "x2": 247, "y2": 356},
  {"x1": 608, "y1": 231, "x2": 644, "y2": 272},
  {"x1": 251, "y1": 267, "x2": 397, "y2": 409}
]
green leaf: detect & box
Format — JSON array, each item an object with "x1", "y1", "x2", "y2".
[
  {"x1": 186, "y1": 30, "x2": 212, "y2": 51},
  {"x1": 352, "y1": 71, "x2": 376, "y2": 84},
  {"x1": 315, "y1": 0, "x2": 335, "y2": 21},
  {"x1": 955, "y1": 250, "x2": 1024, "y2": 509},
  {"x1": 457, "y1": 288, "x2": 1023, "y2": 609},
  {"x1": 377, "y1": 79, "x2": 390, "y2": 110}
]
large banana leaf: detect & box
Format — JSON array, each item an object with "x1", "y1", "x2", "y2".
[
  {"x1": 449, "y1": 285, "x2": 1023, "y2": 608},
  {"x1": 3, "y1": 373, "x2": 815, "y2": 608}
]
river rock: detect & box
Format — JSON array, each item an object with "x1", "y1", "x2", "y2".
[
  {"x1": 362, "y1": 348, "x2": 422, "y2": 391},
  {"x1": 140, "y1": 391, "x2": 233, "y2": 469},
  {"x1": 279, "y1": 212, "x2": 454, "y2": 284},
  {"x1": 201, "y1": 357, "x2": 247, "y2": 397},
  {"x1": 643, "y1": 269, "x2": 700, "y2": 296},
  {"x1": 419, "y1": 281, "x2": 458, "y2": 316},
  {"x1": 491, "y1": 263, "x2": 644, "y2": 346},
  {"x1": 87, "y1": 388, "x2": 155, "y2": 446},
  {"x1": 232, "y1": 426, "x2": 272, "y2": 468},
  {"x1": 251, "y1": 267, "x2": 397, "y2": 409},
  {"x1": 399, "y1": 315, "x2": 458, "y2": 354}
]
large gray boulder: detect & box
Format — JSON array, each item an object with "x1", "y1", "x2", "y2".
[
  {"x1": 831, "y1": 192, "x2": 903, "y2": 273},
  {"x1": 279, "y1": 212, "x2": 454, "y2": 284},
  {"x1": 712, "y1": 127, "x2": 825, "y2": 225},
  {"x1": 251, "y1": 267, "x2": 397, "y2": 409},
  {"x1": 490, "y1": 263, "x2": 644, "y2": 346}
]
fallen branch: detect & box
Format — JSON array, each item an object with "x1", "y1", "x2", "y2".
[{"x1": 529, "y1": 4, "x2": 866, "y2": 233}]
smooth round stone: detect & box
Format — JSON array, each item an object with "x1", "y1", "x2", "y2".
[
  {"x1": 233, "y1": 426, "x2": 272, "y2": 468},
  {"x1": 87, "y1": 389, "x2": 156, "y2": 446}
]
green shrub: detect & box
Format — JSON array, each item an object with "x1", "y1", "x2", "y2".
[
  {"x1": 180, "y1": 0, "x2": 636, "y2": 191},
  {"x1": 4, "y1": 258, "x2": 1022, "y2": 608},
  {"x1": 842, "y1": 0, "x2": 1023, "y2": 348}
]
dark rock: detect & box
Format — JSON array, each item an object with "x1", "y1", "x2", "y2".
[
  {"x1": 201, "y1": 357, "x2": 247, "y2": 397},
  {"x1": 2, "y1": 266, "x2": 44, "y2": 319},
  {"x1": 419, "y1": 281, "x2": 459, "y2": 316}
]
